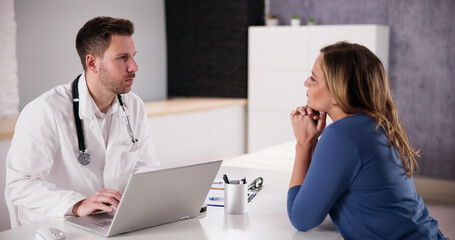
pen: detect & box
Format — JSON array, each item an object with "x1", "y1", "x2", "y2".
[
  {"x1": 223, "y1": 174, "x2": 230, "y2": 184},
  {"x1": 242, "y1": 177, "x2": 246, "y2": 184},
  {"x1": 209, "y1": 197, "x2": 224, "y2": 200},
  {"x1": 248, "y1": 193, "x2": 256, "y2": 202}
]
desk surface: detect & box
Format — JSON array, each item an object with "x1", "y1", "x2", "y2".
[{"x1": 0, "y1": 164, "x2": 340, "y2": 240}]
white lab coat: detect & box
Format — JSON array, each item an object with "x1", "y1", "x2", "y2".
[{"x1": 5, "y1": 74, "x2": 160, "y2": 225}]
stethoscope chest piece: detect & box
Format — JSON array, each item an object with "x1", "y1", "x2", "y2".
[{"x1": 78, "y1": 152, "x2": 91, "y2": 165}]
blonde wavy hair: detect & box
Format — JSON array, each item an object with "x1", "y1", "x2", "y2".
[{"x1": 320, "y1": 42, "x2": 419, "y2": 178}]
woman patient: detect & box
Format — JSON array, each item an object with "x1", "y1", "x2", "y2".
[{"x1": 287, "y1": 42, "x2": 446, "y2": 239}]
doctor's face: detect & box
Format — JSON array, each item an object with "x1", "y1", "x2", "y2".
[{"x1": 98, "y1": 34, "x2": 138, "y2": 95}]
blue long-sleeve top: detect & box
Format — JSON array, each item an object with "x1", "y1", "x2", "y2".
[{"x1": 287, "y1": 114, "x2": 446, "y2": 239}]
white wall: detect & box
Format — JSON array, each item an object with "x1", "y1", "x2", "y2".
[
  {"x1": 15, "y1": 0, "x2": 167, "y2": 110},
  {"x1": 0, "y1": 0, "x2": 19, "y2": 118}
]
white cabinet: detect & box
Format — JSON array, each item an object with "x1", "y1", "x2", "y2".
[
  {"x1": 248, "y1": 25, "x2": 389, "y2": 152},
  {"x1": 248, "y1": 70, "x2": 309, "y2": 110},
  {"x1": 0, "y1": 140, "x2": 12, "y2": 231},
  {"x1": 249, "y1": 27, "x2": 311, "y2": 70},
  {"x1": 149, "y1": 104, "x2": 247, "y2": 169},
  {"x1": 308, "y1": 25, "x2": 390, "y2": 72}
]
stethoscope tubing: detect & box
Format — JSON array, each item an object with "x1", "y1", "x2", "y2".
[{"x1": 71, "y1": 75, "x2": 138, "y2": 165}]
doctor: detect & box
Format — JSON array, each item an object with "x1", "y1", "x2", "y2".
[{"x1": 5, "y1": 16, "x2": 160, "y2": 225}]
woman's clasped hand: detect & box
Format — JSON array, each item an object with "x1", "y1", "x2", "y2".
[{"x1": 290, "y1": 106, "x2": 326, "y2": 145}]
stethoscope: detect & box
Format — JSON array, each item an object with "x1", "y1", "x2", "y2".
[{"x1": 72, "y1": 74, "x2": 138, "y2": 165}]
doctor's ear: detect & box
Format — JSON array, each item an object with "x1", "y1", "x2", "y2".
[{"x1": 85, "y1": 54, "x2": 98, "y2": 73}]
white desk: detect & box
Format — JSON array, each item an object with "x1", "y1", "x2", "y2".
[{"x1": 0, "y1": 162, "x2": 340, "y2": 240}]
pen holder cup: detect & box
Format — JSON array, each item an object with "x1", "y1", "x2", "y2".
[{"x1": 224, "y1": 182, "x2": 248, "y2": 214}]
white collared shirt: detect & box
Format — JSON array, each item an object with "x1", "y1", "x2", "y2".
[{"x1": 91, "y1": 96, "x2": 114, "y2": 148}]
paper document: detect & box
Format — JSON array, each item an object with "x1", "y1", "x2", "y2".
[{"x1": 211, "y1": 180, "x2": 224, "y2": 190}]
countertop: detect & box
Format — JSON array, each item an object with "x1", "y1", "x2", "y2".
[{"x1": 0, "y1": 97, "x2": 247, "y2": 140}]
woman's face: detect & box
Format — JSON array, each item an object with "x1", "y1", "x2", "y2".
[{"x1": 304, "y1": 54, "x2": 334, "y2": 112}]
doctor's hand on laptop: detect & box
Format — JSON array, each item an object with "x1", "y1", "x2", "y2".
[{"x1": 72, "y1": 188, "x2": 123, "y2": 217}]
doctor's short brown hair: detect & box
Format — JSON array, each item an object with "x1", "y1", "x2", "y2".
[{"x1": 75, "y1": 16, "x2": 134, "y2": 71}]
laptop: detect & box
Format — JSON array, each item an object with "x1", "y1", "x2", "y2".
[{"x1": 66, "y1": 160, "x2": 223, "y2": 237}]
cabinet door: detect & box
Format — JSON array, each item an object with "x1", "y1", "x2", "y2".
[
  {"x1": 0, "y1": 140, "x2": 12, "y2": 230},
  {"x1": 308, "y1": 25, "x2": 389, "y2": 71},
  {"x1": 150, "y1": 105, "x2": 247, "y2": 168},
  {"x1": 248, "y1": 70, "x2": 309, "y2": 110},
  {"x1": 249, "y1": 27, "x2": 310, "y2": 70},
  {"x1": 247, "y1": 109, "x2": 334, "y2": 153},
  {"x1": 248, "y1": 110, "x2": 295, "y2": 152}
]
